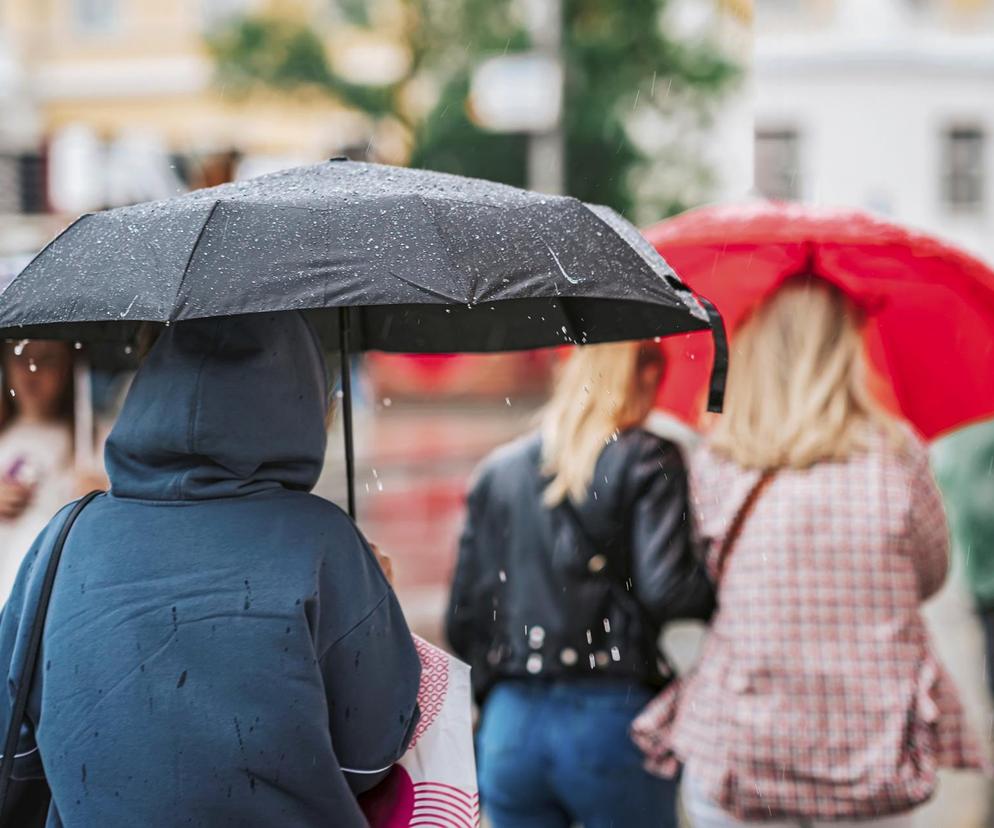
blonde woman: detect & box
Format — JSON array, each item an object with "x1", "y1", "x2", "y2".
[
  {"x1": 634, "y1": 278, "x2": 984, "y2": 827},
  {"x1": 446, "y1": 341, "x2": 714, "y2": 828}
]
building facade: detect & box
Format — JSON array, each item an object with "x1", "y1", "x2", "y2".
[
  {"x1": 0, "y1": 0, "x2": 377, "y2": 264},
  {"x1": 754, "y1": 0, "x2": 994, "y2": 262}
]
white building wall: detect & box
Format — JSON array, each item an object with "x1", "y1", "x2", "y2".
[{"x1": 755, "y1": 0, "x2": 994, "y2": 262}]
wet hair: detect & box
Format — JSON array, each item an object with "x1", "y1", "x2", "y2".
[
  {"x1": 539, "y1": 341, "x2": 664, "y2": 506},
  {"x1": 707, "y1": 276, "x2": 903, "y2": 469}
]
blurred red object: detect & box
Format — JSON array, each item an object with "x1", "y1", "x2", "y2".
[
  {"x1": 646, "y1": 201, "x2": 994, "y2": 440},
  {"x1": 366, "y1": 351, "x2": 555, "y2": 399}
]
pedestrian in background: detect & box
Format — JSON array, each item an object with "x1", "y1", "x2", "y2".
[
  {"x1": 634, "y1": 278, "x2": 984, "y2": 827},
  {"x1": 447, "y1": 341, "x2": 714, "y2": 828},
  {"x1": 932, "y1": 418, "x2": 994, "y2": 701},
  {"x1": 0, "y1": 340, "x2": 76, "y2": 600}
]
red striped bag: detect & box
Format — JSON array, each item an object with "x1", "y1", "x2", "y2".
[{"x1": 359, "y1": 636, "x2": 480, "y2": 828}]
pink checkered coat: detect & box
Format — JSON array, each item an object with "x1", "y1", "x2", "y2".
[{"x1": 632, "y1": 427, "x2": 986, "y2": 821}]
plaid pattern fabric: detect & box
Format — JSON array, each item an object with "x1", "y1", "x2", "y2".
[{"x1": 632, "y1": 428, "x2": 986, "y2": 822}]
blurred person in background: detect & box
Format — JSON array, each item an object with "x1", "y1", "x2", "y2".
[
  {"x1": 932, "y1": 419, "x2": 994, "y2": 701},
  {"x1": 447, "y1": 341, "x2": 714, "y2": 828},
  {"x1": 0, "y1": 340, "x2": 77, "y2": 600},
  {"x1": 637, "y1": 278, "x2": 983, "y2": 827}
]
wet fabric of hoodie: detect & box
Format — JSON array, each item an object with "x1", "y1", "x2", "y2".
[{"x1": 0, "y1": 313, "x2": 421, "y2": 827}]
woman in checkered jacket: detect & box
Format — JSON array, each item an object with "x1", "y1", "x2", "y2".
[{"x1": 633, "y1": 277, "x2": 985, "y2": 827}]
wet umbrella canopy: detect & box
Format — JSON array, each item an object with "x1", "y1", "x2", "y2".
[{"x1": 0, "y1": 159, "x2": 725, "y2": 514}]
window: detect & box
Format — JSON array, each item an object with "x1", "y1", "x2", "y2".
[
  {"x1": 0, "y1": 155, "x2": 18, "y2": 214},
  {"x1": 0, "y1": 152, "x2": 47, "y2": 214},
  {"x1": 73, "y1": 0, "x2": 119, "y2": 33},
  {"x1": 755, "y1": 127, "x2": 801, "y2": 200},
  {"x1": 943, "y1": 126, "x2": 985, "y2": 212}
]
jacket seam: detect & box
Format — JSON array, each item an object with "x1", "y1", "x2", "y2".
[{"x1": 319, "y1": 590, "x2": 391, "y2": 659}]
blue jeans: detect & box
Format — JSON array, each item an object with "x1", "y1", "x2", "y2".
[{"x1": 477, "y1": 680, "x2": 678, "y2": 828}]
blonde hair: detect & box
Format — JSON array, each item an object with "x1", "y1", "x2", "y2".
[
  {"x1": 540, "y1": 341, "x2": 663, "y2": 506},
  {"x1": 708, "y1": 277, "x2": 902, "y2": 470}
]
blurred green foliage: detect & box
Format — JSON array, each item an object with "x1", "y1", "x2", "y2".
[{"x1": 207, "y1": 1, "x2": 738, "y2": 217}]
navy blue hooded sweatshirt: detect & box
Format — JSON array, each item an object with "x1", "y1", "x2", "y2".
[{"x1": 0, "y1": 313, "x2": 421, "y2": 827}]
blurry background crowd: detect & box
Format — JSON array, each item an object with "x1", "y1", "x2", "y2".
[{"x1": 1, "y1": 1, "x2": 993, "y2": 824}]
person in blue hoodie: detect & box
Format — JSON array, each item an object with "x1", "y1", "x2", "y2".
[{"x1": 0, "y1": 312, "x2": 421, "y2": 827}]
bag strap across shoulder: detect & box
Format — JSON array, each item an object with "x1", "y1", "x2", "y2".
[
  {"x1": 0, "y1": 491, "x2": 103, "y2": 810},
  {"x1": 713, "y1": 471, "x2": 775, "y2": 584}
]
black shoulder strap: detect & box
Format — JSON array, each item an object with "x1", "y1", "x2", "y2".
[{"x1": 0, "y1": 491, "x2": 103, "y2": 808}]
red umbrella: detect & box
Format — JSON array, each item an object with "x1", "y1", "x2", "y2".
[{"x1": 646, "y1": 201, "x2": 994, "y2": 440}]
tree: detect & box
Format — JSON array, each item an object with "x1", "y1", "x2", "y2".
[{"x1": 207, "y1": 1, "x2": 739, "y2": 220}]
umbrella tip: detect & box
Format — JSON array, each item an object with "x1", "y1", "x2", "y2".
[{"x1": 328, "y1": 156, "x2": 349, "y2": 163}]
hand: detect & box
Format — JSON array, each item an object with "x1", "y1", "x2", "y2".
[
  {"x1": 0, "y1": 480, "x2": 34, "y2": 521},
  {"x1": 369, "y1": 543, "x2": 394, "y2": 586}
]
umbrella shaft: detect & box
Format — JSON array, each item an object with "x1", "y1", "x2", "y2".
[{"x1": 339, "y1": 308, "x2": 357, "y2": 520}]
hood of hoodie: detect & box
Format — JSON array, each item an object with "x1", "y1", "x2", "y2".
[{"x1": 105, "y1": 312, "x2": 329, "y2": 500}]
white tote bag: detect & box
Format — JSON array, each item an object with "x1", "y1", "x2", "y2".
[{"x1": 359, "y1": 636, "x2": 480, "y2": 828}]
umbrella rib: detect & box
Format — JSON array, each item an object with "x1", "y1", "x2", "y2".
[
  {"x1": 3, "y1": 213, "x2": 94, "y2": 297},
  {"x1": 169, "y1": 200, "x2": 222, "y2": 323},
  {"x1": 387, "y1": 270, "x2": 464, "y2": 304}
]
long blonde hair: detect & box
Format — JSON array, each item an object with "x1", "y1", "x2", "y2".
[
  {"x1": 708, "y1": 277, "x2": 902, "y2": 470},
  {"x1": 540, "y1": 341, "x2": 663, "y2": 506}
]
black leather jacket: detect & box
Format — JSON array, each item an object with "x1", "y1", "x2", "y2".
[{"x1": 446, "y1": 429, "x2": 715, "y2": 701}]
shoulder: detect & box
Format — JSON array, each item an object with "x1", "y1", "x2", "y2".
[
  {"x1": 688, "y1": 443, "x2": 749, "y2": 513},
  {"x1": 271, "y1": 492, "x2": 377, "y2": 564},
  {"x1": 274, "y1": 490, "x2": 359, "y2": 531},
  {"x1": 861, "y1": 422, "x2": 929, "y2": 475},
  {"x1": 611, "y1": 427, "x2": 682, "y2": 466},
  {"x1": 470, "y1": 432, "x2": 541, "y2": 490},
  {"x1": 282, "y1": 494, "x2": 391, "y2": 622},
  {"x1": 604, "y1": 430, "x2": 687, "y2": 502}
]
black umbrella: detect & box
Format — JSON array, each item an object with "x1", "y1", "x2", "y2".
[{"x1": 0, "y1": 159, "x2": 726, "y2": 517}]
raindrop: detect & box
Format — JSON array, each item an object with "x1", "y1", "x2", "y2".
[
  {"x1": 8, "y1": 389, "x2": 14, "y2": 398},
  {"x1": 13, "y1": 340, "x2": 28, "y2": 356},
  {"x1": 382, "y1": 397, "x2": 392, "y2": 407},
  {"x1": 499, "y1": 570, "x2": 507, "y2": 583},
  {"x1": 74, "y1": 341, "x2": 83, "y2": 350},
  {"x1": 28, "y1": 360, "x2": 37, "y2": 373},
  {"x1": 505, "y1": 397, "x2": 512, "y2": 407}
]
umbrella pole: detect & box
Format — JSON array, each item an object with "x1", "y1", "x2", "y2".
[
  {"x1": 338, "y1": 308, "x2": 357, "y2": 520},
  {"x1": 73, "y1": 357, "x2": 95, "y2": 473}
]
